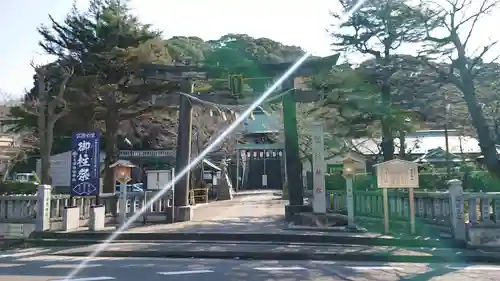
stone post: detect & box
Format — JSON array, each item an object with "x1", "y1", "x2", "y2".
[
  {"x1": 118, "y1": 181, "x2": 127, "y2": 226},
  {"x1": 311, "y1": 122, "x2": 326, "y2": 214},
  {"x1": 216, "y1": 159, "x2": 233, "y2": 200},
  {"x1": 62, "y1": 205, "x2": 80, "y2": 231},
  {"x1": 35, "y1": 185, "x2": 52, "y2": 232},
  {"x1": 89, "y1": 205, "x2": 105, "y2": 231},
  {"x1": 448, "y1": 179, "x2": 466, "y2": 241}
]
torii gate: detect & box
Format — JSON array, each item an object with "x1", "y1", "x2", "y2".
[{"x1": 142, "y1": 54, "x2": 340, "y2": 220}]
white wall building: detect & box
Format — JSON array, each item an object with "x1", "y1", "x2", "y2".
[{"x1": 36, "y1": 151, "x2": 106, "y2": 187}]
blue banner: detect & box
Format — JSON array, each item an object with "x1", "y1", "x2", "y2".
[{"x1": 70, "y1": 132, "x2": 100, "y2": 196}]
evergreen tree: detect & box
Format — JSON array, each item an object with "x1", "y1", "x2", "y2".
[
  {"x1": 37, "y1": 0, "x2": 177, "y2": 192},
  {"x1": 330, "y1": 0, "x2": 430, "y2": 160}
]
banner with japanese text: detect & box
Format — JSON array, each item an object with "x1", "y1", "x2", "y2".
[{"x1": 70, "y1": 132, "x2": 101, "y2": 196}]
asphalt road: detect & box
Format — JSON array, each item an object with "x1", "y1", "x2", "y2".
[{"x1": 2, "y1": 248, "x2": 500, "y2": 280}]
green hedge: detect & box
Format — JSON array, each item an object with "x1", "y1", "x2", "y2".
[
  {"x1": 325, "y1": 174, "x2": 375, "y2": 191},
  {"x1": 0, "y1": 181, "x2": 38, "y2": 195}
]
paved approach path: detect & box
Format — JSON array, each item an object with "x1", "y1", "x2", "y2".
[
  {"x1": 130, "y1": 191, "x2": 288, "y2": 233},
  {"x1": 0, "y1": 248, "x2": 500, "y2": 280},
  {"x1": 52, "y1": 190, "x2": 291, "y2": 234}
]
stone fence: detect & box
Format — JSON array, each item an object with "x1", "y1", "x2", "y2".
[
  {"x1": 0, "y1": 185, "x2": 173, "y2": 237},
  {"x1": 306, "y1": 179, "x2": 500, "y2": 246}
]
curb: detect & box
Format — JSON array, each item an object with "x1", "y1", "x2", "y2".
[
  {"x1": 283, "y1": 226, "x2": 368, "y2": 233},
  {"x1": 0, "y1": 239, "x2": 25, "y2": 251},
  {"x1": 30, "y1": 232, "x2": 466, "y2": 249},
  {"x1": 49, "y1": 250, "x2": 500, "y2": 263}
]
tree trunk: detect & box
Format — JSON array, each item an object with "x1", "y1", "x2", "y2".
[
  {"x1": 40, "y1": 131, "x2": 51, "y2": 185},
  {"x1": 104, "y1": 114, "x2": 119, "y2": 195},
  {"x1": 494, "y1": 120, "x2": 500, "y2": 144},
  {"x1": 461, "y1": 74, "x2": 500, "y2": 178},
  {"x1": 38, "y1": 97, "x2": 51, "y2": 184},
  {"x1": 399, "y1": 130, "x2": 406, "y2": 159},
  {"x1": 45, "y1": 120, "x2": 55, "y2": 185},
  {"x1": 381, "y1": 81, "x2": 394, "y2": 161}
]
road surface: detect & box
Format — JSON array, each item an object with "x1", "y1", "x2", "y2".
[{"x1": 1, "y1": 248, "x2": 500, "y2": 280}]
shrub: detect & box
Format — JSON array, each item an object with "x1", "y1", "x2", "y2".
[{"x1": 0, "y1": 181, "x2": 38, "y2": 195}]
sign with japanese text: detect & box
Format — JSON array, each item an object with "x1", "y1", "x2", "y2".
[
  {"x1": 311, "y1": 122, "x2": 326, "y2": 213},
  {"x1": 70, "y1": 132, "x2": 101, "y2": 196},
  {"x1": 375, "y1": 159, "x2": 419, "y2": 188}
]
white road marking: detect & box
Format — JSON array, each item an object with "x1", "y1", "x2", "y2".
[
  {"x1": 50, "y1": 277, "x2": 115, "y2": 281},
  {"x1": 18, "y1": 256, "x2": 86, "y2": 262},
  {"x1": 347, "y1": 266, "x2": 404, "y2": 270},
  {"x1": 254, "y1": 266, "x2": 307, "y2": 271},
  {"x1": 42, "y1": 264, "x2": 103, "y2": 269},
  {"x1": 18, "y1": 255, "x2": 116, "y2": 262},
  {"x1": 0, "y1": 263, "x2": 23, "y2": 268},
  {"x1": 447, "y1": 265, "x2": 500, "y2": 271},
  {"x1": 121, "y1": 263, "x2": 156, "y2": 268},
  {"x1": 0, "y1": 249, "x2": 51, "y2": 258},
  {"x1": 310, "y1": 261, "x2": 337, "y2": 265},
  {"x1": 157, "y1": 270, "x2": 214, "y2": 275}
]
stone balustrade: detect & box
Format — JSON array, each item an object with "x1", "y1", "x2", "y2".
[
  {"x1": 0, "y1": 188, "x2": 173, "y2": 234},
  {"x1": 305, "y1": 180, "x2": 500, "y2": 243},
  {"x1": 320, "y1": 189, "x2": 500, "y2": 226}
]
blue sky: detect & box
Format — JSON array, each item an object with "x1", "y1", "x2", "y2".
[
  {"x1": 0, "y1": 0, "x2": 340, "y2": 98},
  {"x1": 0, "y1": 0, "x2": 497, "y2": 99}
]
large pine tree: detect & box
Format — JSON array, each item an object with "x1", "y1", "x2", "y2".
[
  {"x1": 330, "y1": 0, "x2": 430, "y2": 160},
  {"x1": 37, "y1": 0, "x2": 177, "y2": 193}
]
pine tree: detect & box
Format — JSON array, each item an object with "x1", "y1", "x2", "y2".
[
  {"x1": 38, "y1": 0, "x2": 177, "y2": 193},
  {"x1": 330, "y1": 0, "x2": 430, "y2": 160}
]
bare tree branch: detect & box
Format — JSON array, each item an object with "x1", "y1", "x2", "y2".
[{"x1": 420, "y1": 0, "x2": 500, "y2": 178}]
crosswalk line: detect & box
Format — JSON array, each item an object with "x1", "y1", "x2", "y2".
[
  {"x1": 157, "y1": 270, "x2": 214, "y2": 275},
  {"x1": 18, "y1": 256, "x2": 86, "y2": 262},
  {"x1": 50, "y1": 277, "x2": 115, "y2": 281},
  {"x1": 447, "y1": 265, "x2": 500, "y2": 271},
  {"x1": 0, "y1": 249, "x2": 51, "y2": 258},
  {"x1": 18, "y1": 255, "x2": 118, "y2": 262},
  {"x1": 0, "y1": 263, "x2": 24, "y2": 268},
  {"x1": 42, "y1": 264, "x2": 103, "y2": 269},
  {"x1": 346, "y1": 266, "x2": 404, "y2": 270},
  {"x1": 254, "y1": 266, "x2": 306, "y2": 271}
]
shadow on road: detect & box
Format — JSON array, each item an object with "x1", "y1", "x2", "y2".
[{"x1": 0, "y1": 250, "x2": 468, "y2": 281}]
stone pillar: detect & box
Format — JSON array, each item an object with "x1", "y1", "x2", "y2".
[
  {"x1": 448, "y1": 179, "x2": 466, "y2": 241},
  {"x1": 216, "y1": 160, "x2": 233, "y2": 201},
  {"x1": 174, "y1": 80, "x2": 193, "y2": 207},
  {"x1": 311, "y1": 122, "x2": 326, "y2": 214},
  {"x1": 62, "y1": 206, "x2": 80, "y2": 231},
  {"x1": 118, "y1": 182, "x2": 127, "y2": 226},
  {"x1": 35, "y1": 185, "x2": 52, "y2": 232},
  {"x1": 89, "y1": 205, "x2": 105, "y2": 231},
  {"x1": 282, "y1": 81, "x2": 304, "y2": 207}
]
